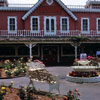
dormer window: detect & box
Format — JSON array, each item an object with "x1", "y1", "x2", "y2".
[{"x1": 46, "y1": 0, "x2": 53, "y2": 5}]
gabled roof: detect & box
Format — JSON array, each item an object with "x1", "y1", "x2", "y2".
[
  {"x1": 0, "y1": 7, "x2": 29, "y2": 11},
  {"x1": 22, "y1": 0, "x2": 77, "y2": 21},
  {"x1": 71, "y1": 8, "x2": 100, "y2": 13}
]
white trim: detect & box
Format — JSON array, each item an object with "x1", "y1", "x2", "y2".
[
  {"x1": 55, "y1": 0, "x2": 77, "y2": 21},
  {"x1": 44, "y1": 16, "x2": 56, "y2": 35},
  {"x1": 60, "y1": 17, "x2": 69, "y2": 33},
  {"x1": 8, "y1": 16, "x2": 17, "y2": 33},
  {"x1": 81, "y1": 18, "x2": 90, "y2": 34},
  {"x1": 46, "y1": 0, "x2": 53, "y2": 5},
  {"x1": 0, "y1": 7, "x2": 30, "y2": 11},
  {"x1": 96, "y1": 18, "x2": 100, "y2": 34},
  {"x1": 71, "y1": 8, "x2": 100, "y2": 13},
  {"x1": 30, "y1": 16, "x2": 40, "y2": 33},
  {"x1": 22, "y1": 0, "x2": 77, "y2": 21},
  {"x1": 22, "y1": 0, "x2": 43, "y2": 20}
]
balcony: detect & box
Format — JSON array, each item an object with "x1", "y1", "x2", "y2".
[
  {"x1": 0, "y1": 30, "x2": 99, "y2": 43},
  {"x1": 0, "y1": 30, "x2": 100, "y2": 37}
]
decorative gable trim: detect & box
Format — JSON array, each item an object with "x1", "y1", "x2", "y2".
[
  {"x1": 46, "y1": 0, "x2": 53, "y2": 5},
  {"x1": 55, "y1": 0, "x2": 77, "y2": 21},
  {"x1": 22, "y1": 0, "x2": 43, "y2": 20},
  {"x1": 22, "y1": 0, "x2": 77, "y2": 21}
]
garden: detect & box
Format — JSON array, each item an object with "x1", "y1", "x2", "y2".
[
  {"x1": 0, "y1": 58, "x2": 81, "y2": 100},
  {"x1": 0, "y1": 82, "x2": 81, "y2": 100}
]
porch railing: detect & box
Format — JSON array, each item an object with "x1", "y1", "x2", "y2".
[{"x1": 0, "y1": 30, "x2": 100, "y2": 37}]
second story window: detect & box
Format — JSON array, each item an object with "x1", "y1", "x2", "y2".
[
  {"x1": 8, "y1": 17, "x2": 17, "y2": 33},
  {"x1": 81, "y1": 18, "x2": 89, "y2": 33},
  {"x1": 97, "y1": 18, "x2": 100, "y2": 33},
  {"x1": 60, "y1": 17, "x2": 69, "y2": 33},
  {"x1": 31, "y1": 16, "x2": 40, "y2": 33}
]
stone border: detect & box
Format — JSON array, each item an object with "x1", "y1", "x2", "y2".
[
  {"x1": 0, "y1": 75, "x2": 26, "y2": 79},
  {"x1": 66, "y1": 75, "x2": 100, "y2": 83}
]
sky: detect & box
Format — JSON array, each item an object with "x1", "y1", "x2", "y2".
[{"x1": 8, "y1": 0, "x2": 88, "y2": 5}]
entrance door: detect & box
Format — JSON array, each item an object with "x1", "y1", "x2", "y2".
[
  {"x1": 44, "y1": 16, "x2": 56, "y2": 35},
  {"x1": 42, "y1": 46, "x2": 58, "y2": 65}
]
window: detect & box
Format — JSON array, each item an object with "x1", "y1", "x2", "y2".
[
  {"x1": 60, "y1": 17, "x2": 69, "y2": 33},
  {"x1": 31, "y1": 16, "x2": 40, "y2": 33},
  {"x1": 8, "y1": 17, "x2": 17, "y2": 33},
  {"x1": 97, "y1": 18, "x2": 100, "y2": 33},
  {"x1": 44, "y1": 16, "x2": 56, "y2": 34},
  {"x1": 81, "y1": 18, "x2": 89, "y2": 33}
]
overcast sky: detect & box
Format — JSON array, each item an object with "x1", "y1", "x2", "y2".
[{"x1": 8, "y1": 0, "x2": 88, "y2": 5}]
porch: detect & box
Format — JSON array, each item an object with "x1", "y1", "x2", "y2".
[{"x1": 0, "y1": 43, "x2": 99, "y2": 66}]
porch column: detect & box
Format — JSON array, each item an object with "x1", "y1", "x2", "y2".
[
  {"x1": 75, "y1": 46, "x2": 77, "y2": 61},
  {"x1": 25, "y1": 43, "x2": 36, "y2": 60},
  {"x1": 15, "y1": 46, "x2": 18, "y2": 57}
]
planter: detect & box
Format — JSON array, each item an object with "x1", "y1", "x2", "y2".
[
  {"x1": 66, "y1": 75, "x2": 100, "y2": 83},
  {"x1": 72, "y1": 66, "x2": 98, "y2": 72}
]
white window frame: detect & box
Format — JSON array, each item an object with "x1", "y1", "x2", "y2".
[
  {"x1": 44, "y1": 16, "x2": 56, "y2": 35},
  {"x1": 96, "y1": 18, "x2": 100, "y2": 33},
  {"x1": 81, "y1": 18, "x2": 90, "y2": 34},
  {"x1": 60, "y1": 17, "x2": 69, "y2": 33},
  {"x1": 8, "y1": 16, "x2": 17, "y2": 33},
  {"x1": 31, "y1": 16, "x2": 40, "y2": 33}
]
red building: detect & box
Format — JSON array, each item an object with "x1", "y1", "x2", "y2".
[{"x1": 0, "y1": 0, "x2": 100, "y2": 65}]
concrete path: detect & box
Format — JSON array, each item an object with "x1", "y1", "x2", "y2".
[{"x1": 0, "y1": 67, "x2": 100, "y2": 100}]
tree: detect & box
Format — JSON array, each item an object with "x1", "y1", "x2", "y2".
[{"x1": 69, "y1": 36, "x2": 89, "y2": 61}]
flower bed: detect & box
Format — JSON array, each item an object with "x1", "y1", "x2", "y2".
[
  {"x1": 69, "y1": 71, "x2": 99, "y2": 77},
  {"x1": 0, "y1": 86, "x2": 63, "y2": 100},
  {"x1": 0, "y1": 81, "x2": 81, "y2": 100},
  {"x1": 0, "y1": 58, "x2": 27, "y2": 78}
]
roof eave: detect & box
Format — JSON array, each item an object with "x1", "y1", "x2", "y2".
[
  {"x1": 22, "y1": 0, "x2": 43, "y2": 20},
  {"x1": 55, "y1": 0, "x2": 77, "y2": 21}
]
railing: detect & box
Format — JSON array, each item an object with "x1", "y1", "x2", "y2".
[
  {"x1": 0, "y1": 3, "x2": 100, "y2": 9},
  {"x1": 8, "y1": 4, "x2": 34, "y2": 7},
  {"x1": 0, "y1": 30, "x2": 100, "y2": 37}
]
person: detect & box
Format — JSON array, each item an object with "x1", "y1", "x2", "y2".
[{"x1": 96, "y1": 50, "x2": 100, "y2": 57}]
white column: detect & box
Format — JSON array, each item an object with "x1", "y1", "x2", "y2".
[
  {"x1": 25, "y1": 43, "x2": 36, "y2": 60},
  {"x1": 29, "y1": 44, "x2": 32, "y2": 59},
  {"x1": 75, "y1": 46, "x2": 77, "y2": 61}
]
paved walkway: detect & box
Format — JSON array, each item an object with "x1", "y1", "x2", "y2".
[{"x1": 0, "y1": 67, "x2": 100, "y2": 100}]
